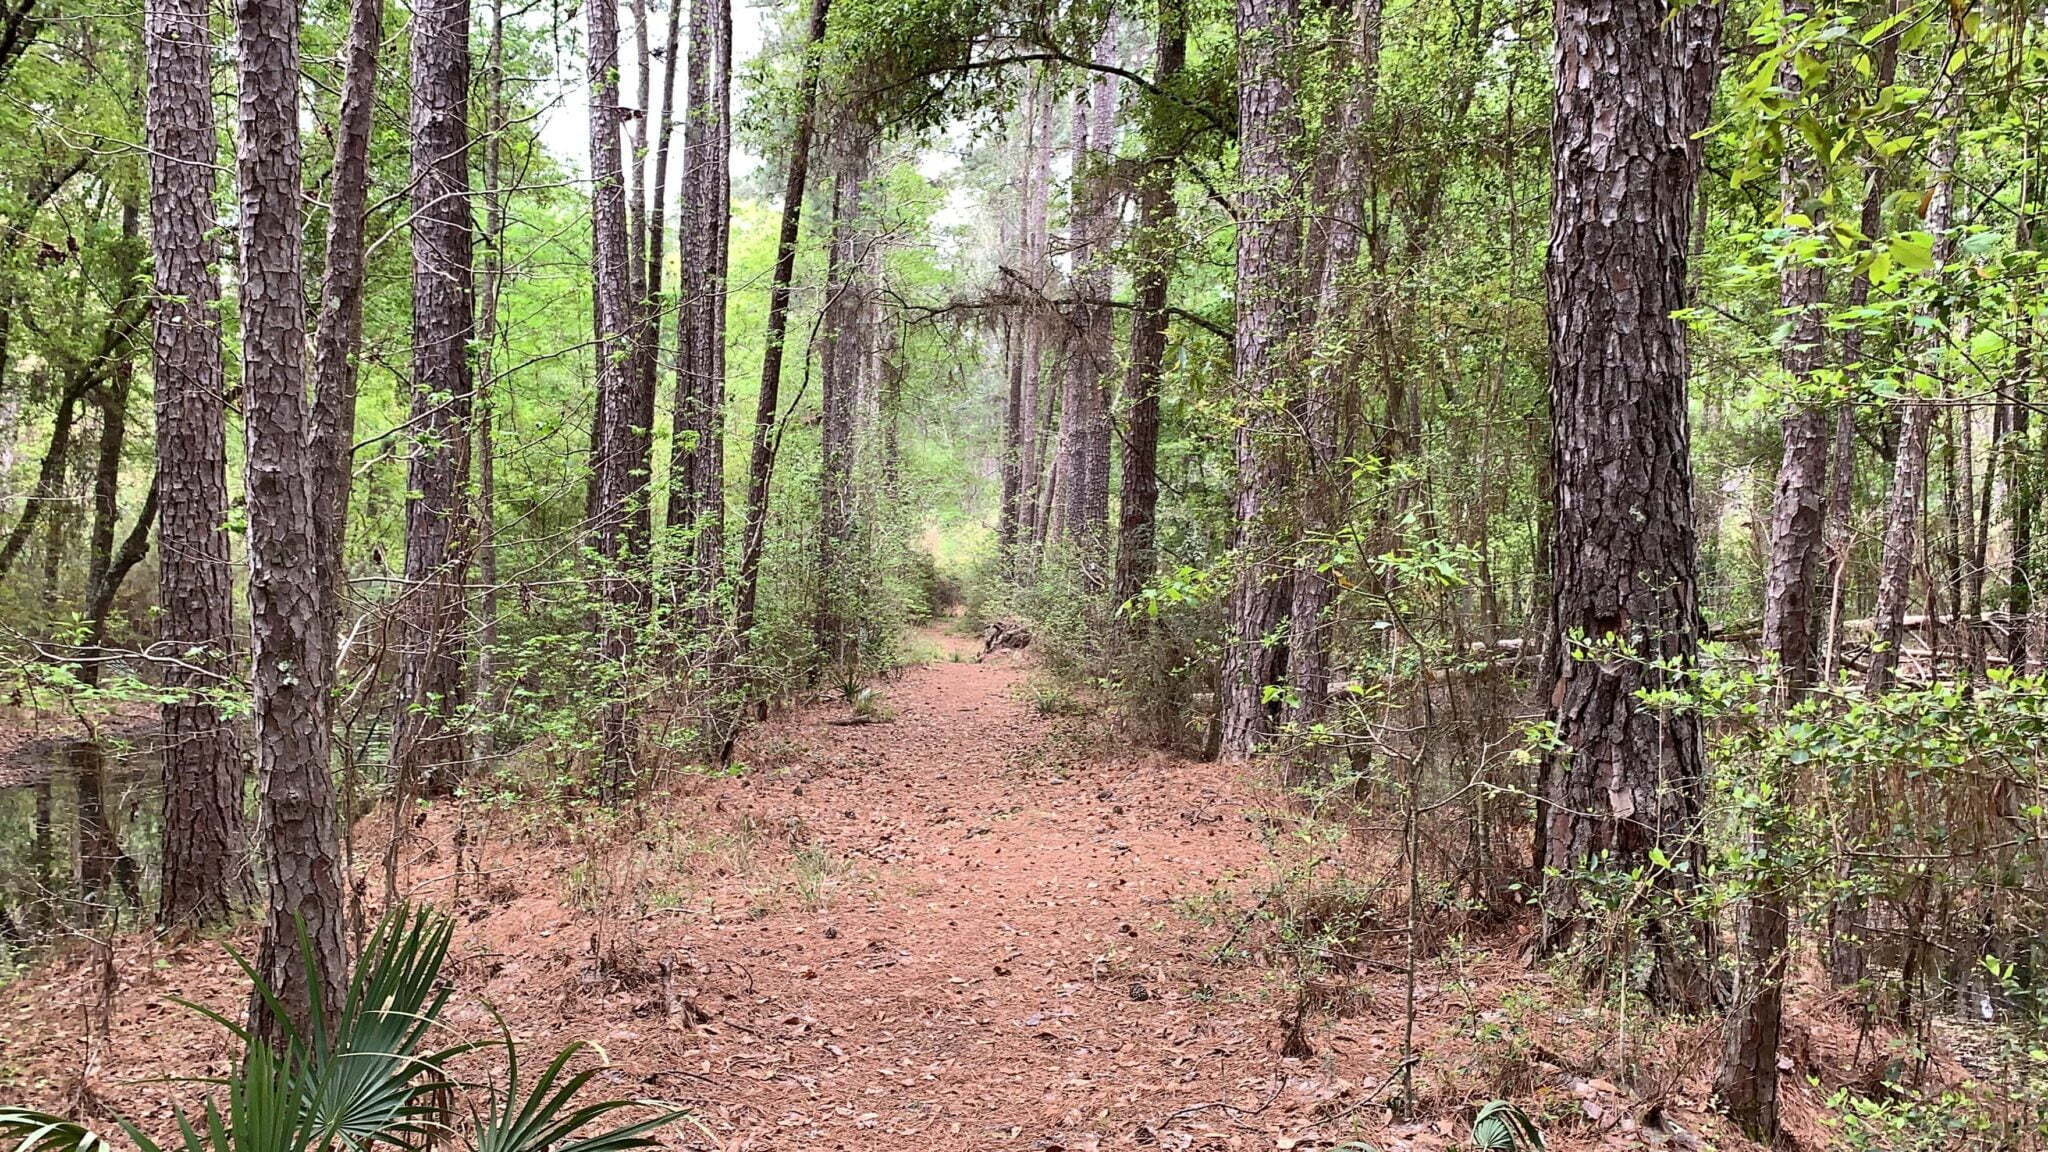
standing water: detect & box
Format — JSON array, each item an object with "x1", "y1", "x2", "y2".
[{"x1": 0, "y1": 733, "x2": 160, "y2": 972}]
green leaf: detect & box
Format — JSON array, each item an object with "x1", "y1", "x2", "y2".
[
  {"x1": 0, "y1": 1109, "x2": 118, "y2": 1152},
  {"x1": 1889, "y1": 232, "x2": 1935, "y2": 272}
]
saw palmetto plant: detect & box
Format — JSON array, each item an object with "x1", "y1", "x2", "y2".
[{"x1": 0, "y1": 906, "x2": 688, "y2": 1152}]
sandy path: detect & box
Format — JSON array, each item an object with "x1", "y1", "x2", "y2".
[
  {"x1": 592, "y1": 628, "x2": 1308, "y2": 1147},
  {"x1": 5, "y1": 629, "x2": 1387, "y2": 1150},
  {"x1": 3, "y1": 626, "x2": 1780, "y2": 1151}
]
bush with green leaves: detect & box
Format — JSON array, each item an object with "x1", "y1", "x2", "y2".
[{"x1": 0, "y1": 906, "x2": 690, "y2": 1152}]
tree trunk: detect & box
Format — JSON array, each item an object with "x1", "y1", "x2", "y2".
[
  {"x1": 393, "y1": 0, "x2": 475, "y2": 795},
  {"x1": 1758, "y1": 62, "x2": 1829, "y2": 692},
  {"x1": 588, "y1": 0, "x2": 649, "y2": 788},
  {"x1": 1112, "y1": 3, "x2": 1185, "y2": 612},
  {"x1": 625, "y1": 0, "x2": 648, "y2": 341},
  {"x1": 1216, "y1": 0, "x2": 1303, "y2": 762},
  {"x1": 996, "y1": 91, "x2": 1038, "y2": 567},
  {"x1": 669, "y1": 0, "x2": 732, "y2": 629},
  {"x1": 642, "y1": 0, "x2": 678, "y2": 424},
  {"x1": 999, "y1": 316, "x2": 1024, "y2": 561},
  {"x1": 473, "y1": 0, "x2": 508, "y2": 744},
  {"x1": 308, "y1": 0, "x2": 381, "y2": 668},
  {"x1": 0, "y1": 308, "x2": 143, "y2": 582},
  {"x1": 1866, "y1": 17, "x2": 1962, "y2": 696},
  {"x1": 74, "y1": 214, "x2": 148, "y2": 693},
  {"x1": 1539, "y1": 0, "x2": 1721, "y2": 1010},
  {"x1": 1720, "y1": 5, "x2": 1819, "y2": 1132},
  {"x1": 1286, "y1": 0, "x2": 1380, "y2": 740},
  {"x1": 145, "y1": 0, "x2": 244, "y2": 928},
  {"x1": 1054, "y1": 39, "x2": 1118, "y2": 573},
  {"x1": 817, "y1": 124, "x2": 875, "y2": 678},
  {"x1": 1016, "y1": 76, "x2": 1055, "y2": 556},
  {"x1": 235, "y1": 0, "x2": 347, "y2": 1043},
  {"x1": 734, "y1": 0, "x2": 829, "y2": 642},
  {"x1": 1819, "y1": 18, "x2": 1896, "y2": 686}
]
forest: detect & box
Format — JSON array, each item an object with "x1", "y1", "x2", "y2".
[{"x1": 0, "y1": 0, "x2": 2044, "y2": 1144}]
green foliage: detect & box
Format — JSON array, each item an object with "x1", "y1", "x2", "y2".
[
  {"x1": 0, "y1": 906, "x2": 689, "y2": 1152},
  {"x1": 1470, "y1": 1100, "x2": 1544, "y2": 1152},
  {"x1": 1822, "y1": 1077, "x2": 2048, "y2": 1152}
]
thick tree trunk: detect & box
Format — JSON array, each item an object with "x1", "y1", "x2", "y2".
[
  {"x1": 588, "y1": 0, "x2": 650, "y2": 787},
  {"x1": 1054, "y1": 40, "x2": 1118, "y2": 572},
  {"x1": 1759, "y1": 108, "x2": 1829, "y2": 691},
  {"x1": 734, "y1": 0, "x2": 829, "y2": 641},
  {"x1": 308, "y1": 0, "x2": 381, "y2": 665},
  {"x1": 1539, "y1": 0, "x2": 1721, "y2": 1010},
  {"x1": 393, "y1": 0, "x2": 476, "y2": 795},
  {"x1": 1216, "y1": 0, "x2": 1303, "y2": 762},
  {"x1": 1112, "y1": 4, "x2": 1185, "y2": 612},
  {"x1": 235, "y1": 0, "x2": 347, "y2": 1043},
  {"x1": 817, "y1": 126, "x2": 875, "y2": 676},
  {"x1": 145, "y1": 0, "x2": 244, "y2": 928},
  {"x1": 669, "y1": 0, "x2": 732, "y2": 628}
]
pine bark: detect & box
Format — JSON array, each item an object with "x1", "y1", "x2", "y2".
[
  {"x1": 1053, "y1": 36, "x2": 1118, "y2": 569},
  {"x1": 669, "y1": 0, "x2": 732, "y2": 627},
  {"x1": 235, "y1": 0, "x2": 347, "y2": 1042},
  {"x1": 1017, "y1": 77, "x2": 1055, "y2": 553},
  {"x1": 588, "y1": 0, "x2": 650, "y2": 785},
  {"x1": 817, "y1": 126, "x2": 875, "y2": 675},
  {"x1": 144, "y1": 0, "x2": 244, "y2": 926},
  {"x1": 1758, "y1": 101, "x2": 1829, "y2": 690},
  {"x1": 1719, "y1": 5, "x2": 1819, "y2": 1131},
  {"x1": 308, "y1": 0, "x2": 381, "y2": 666},
  {"x1": 1113, "y1": 6, "x2": 1186, "y2": 610},
  {"x1": 393, "y1": 0, "x2": 475, "y2": 794},
  {"x1": 1216, "y1": 0, "x2": 1303, "y2": 761},
  {"x1": 1538, "y1": 0, "x2": 1722, "y2": 1009},
  {"x1": 1818, "y1": 12, "x2": 1897, "y2": 687},
  {"x1": 996, "y1": 95, "x2": 1037, "y2": 565}
]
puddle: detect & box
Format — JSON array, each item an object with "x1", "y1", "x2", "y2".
[{"x1": 0, "y1": 734, "x2": 160, "y2": 969}]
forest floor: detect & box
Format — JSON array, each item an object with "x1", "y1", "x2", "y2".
[{"x1": 0, "y1": 624, "x2": 1921, "y2": 1150}]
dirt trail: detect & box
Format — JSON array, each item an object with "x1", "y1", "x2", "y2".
[
  {"x1": 3, "y1": 626, "x2": 1729, "y2": 1151},
  {"x1": 0, "y1": 628, "x2": 1362, "y2": 1149},
  {"x1": 598, "y1": 626, "x2": 1315, "y2": 1146}
]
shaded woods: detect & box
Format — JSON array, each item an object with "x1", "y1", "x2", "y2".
[{"x1": 1, "y1": 0, "x2": 2046, "y2": 1146}]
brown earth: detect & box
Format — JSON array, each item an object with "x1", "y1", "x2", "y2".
[{"x1": 0, "y1": 626, "x2": 1908, "y2": 1150}]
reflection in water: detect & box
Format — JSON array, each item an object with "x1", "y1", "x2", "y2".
[{"x1": 0, "y1": 737, "x2": 159, "y2": 967}]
